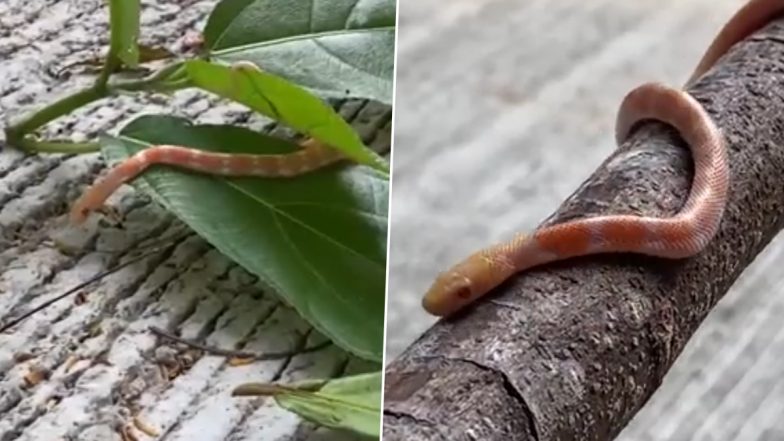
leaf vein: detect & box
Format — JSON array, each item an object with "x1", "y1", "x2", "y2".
[
  {"x1": 270, "y1": 209, "x2": 353, "y2": 312},
  {"x1": 225, "y1": 181, "x2": 383, "y2": 269},
  {"x1": 213, "y1": 27, "x2": 393, "y2": 59},
  {"x1": 311, "y1": 38, "x2": 379, "y2": 77},
  {"x1": 274, "y1": 201, "x2": 387, "y2": 222}
]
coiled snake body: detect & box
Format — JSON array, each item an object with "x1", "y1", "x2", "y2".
[{"x1": 423, "y1": 0, "x2": 784, "y2": 317}]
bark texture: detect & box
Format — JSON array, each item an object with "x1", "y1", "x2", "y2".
[{"x1": 384, "y1": 19, "x2": 784, "y2": 441}]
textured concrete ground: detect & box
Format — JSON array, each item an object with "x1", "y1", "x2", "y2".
[
  {"x1": 0, "y1": 1, "x2": 389, "y2": 440},
  {"x1": 387, "y1": 0, "x2": 784, "y2": 439}
]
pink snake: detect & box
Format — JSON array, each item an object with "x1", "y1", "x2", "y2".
[
  {"x1": 423, "y1": 0, "x2": 784, "y2": 317},
  {"x1": 70, "y1": 62, "x2": 355, "y2": 225},
  {"x1": 69, "y1": 137, "x2": 343, "y2": 224}
]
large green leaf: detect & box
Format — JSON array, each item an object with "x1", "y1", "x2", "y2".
[
  {"x1": 184, "y1": 60, "x2": 388, "y2": 173},
  {"x1": 203, "y1": 0, "x2": 395, "y2": 104},
  {"x1": 107, "y1": 0, "x2": 140, "y2": 67},
  {"x1": 101, "y1": 115, "x2": 387, "y2": 361},
  {"x1": 233, "y1": 371, "x2": 382, "y2": 437}
]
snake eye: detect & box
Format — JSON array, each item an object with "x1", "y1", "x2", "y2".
[{"x1": 455, "y1": 286, "x2": 472, "y2": 299}]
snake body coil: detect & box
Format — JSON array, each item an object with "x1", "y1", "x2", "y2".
[{"x1": 423, "y1": 0, "x2": 784, "y2": 317}]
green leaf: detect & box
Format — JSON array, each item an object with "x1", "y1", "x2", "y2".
[
  {"x1": 107, "y1": 0, "x2": 141, "y2": 67},
  {"x1": 100, "y1": 115, "x2": 387, "y2": 361},
  {"x1": 203, "y1": 0, "x2": 395, "y2": 104},
  {"x1": 233, "y1": 371, "x2": 382, "y2": 437},
  {"x1": 184, "y1": 59, "x2": 388, "y2": 173}
]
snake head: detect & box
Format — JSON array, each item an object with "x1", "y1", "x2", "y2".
[
  {"x1": 69, "y1": 194, "x2": 95, "y2": 225},
  {"x1": 422, "y1": 252, "x2": 504, "y2": 317},
  {"x1": 422, "y1": 270, "x2": 474, "y2": 317}
]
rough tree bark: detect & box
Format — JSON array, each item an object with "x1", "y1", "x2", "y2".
[{"x1": 383, "y1": 18, "x2": 784, "y2": 441}]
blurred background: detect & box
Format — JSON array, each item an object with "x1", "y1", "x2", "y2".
[{"x1": 386, "y1": 0, "x2": 784, "y2": 439}]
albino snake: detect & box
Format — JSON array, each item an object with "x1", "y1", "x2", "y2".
[
  {"x1": 70, "y1": 63, "x2": 352, "y2": 224},
  {"x1": 423, "y1": 0, "x2": 784, "y2": 317}
]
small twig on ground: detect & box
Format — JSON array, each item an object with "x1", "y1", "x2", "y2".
[
  {"x1": 0, "y1": 233, "x2": 187, "y2": 333},
  {"x1": 148, "y1": 325, "x2": 333, "y2": 361}
]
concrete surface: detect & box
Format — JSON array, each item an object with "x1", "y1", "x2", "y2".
[
  {"x1": 387, "y1": 0, "x2": 784, "y2": 439},
  {"x1": 0, "y1": 1, "x2": 389, "y2": 440}
]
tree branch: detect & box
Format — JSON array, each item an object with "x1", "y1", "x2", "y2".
[{"x1": 383, "y1": 20, "x2": 784, "y2": 441}]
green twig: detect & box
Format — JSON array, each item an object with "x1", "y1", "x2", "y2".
[
  {"x1": 5, "y1": 87, "x2": 108, "y2": 146},
  {"x1": 112, "y1": 75, "x2": 191, "y2": 93},
  {"x1": 95, "y1": 53, "x2": 121, "y2": 90},
  {"x1": 4, "y1": 62, "x2": 191, "y2": 153},
  {"x1": 16, "y1": 138, "x2": 101, "y2": 154},
  {"x1": 103, "y1": 60, "x2": 187, "y2": 93}
]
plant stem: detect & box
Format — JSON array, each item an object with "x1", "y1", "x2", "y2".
[
  {"x1": 4, "y1": 63, "x2": 190, "y2": 152},
  {"x1": 4, "y1": 86, "x2": 107, "y2": 145},
  {"x1": 17, "y1": 138, "x2": 100, "y2": 154},
  {"x1": 95, "y1": 54, "x2": 120, "y2": 90},
  {"x1": 111, "y1": 61, "x2": 189, "y2": 92}
]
